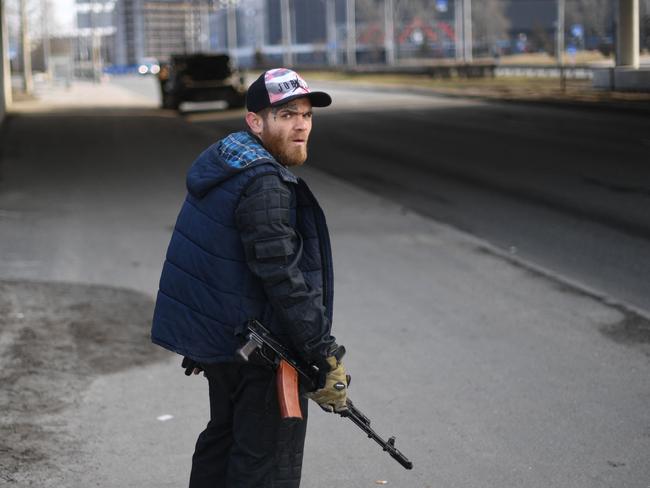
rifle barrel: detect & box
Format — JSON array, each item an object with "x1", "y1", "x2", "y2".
[{"x1": 343, "y1": 403, "x2": 413, "y2": 470}]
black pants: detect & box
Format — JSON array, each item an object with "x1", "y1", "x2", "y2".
[{"x1": 189, "y1": 362, "x2": 308, "y2": 488}]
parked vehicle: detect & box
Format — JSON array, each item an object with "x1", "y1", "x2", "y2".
[{"x1": 158, "y1": 53, "x2": 246, "y2": 110}]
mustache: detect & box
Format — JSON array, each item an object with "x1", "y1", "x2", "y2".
[{"x1": 263, "y1": 133, "x2": 308, "y2": 167}]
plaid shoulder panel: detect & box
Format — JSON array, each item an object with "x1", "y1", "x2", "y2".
[{"x1": 217, "y1": 131, "x2": 274, "y2": 169}]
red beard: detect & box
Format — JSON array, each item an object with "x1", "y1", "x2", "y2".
[{"x1": 262, "y1": 131, "x2": 308, "y2": 167}]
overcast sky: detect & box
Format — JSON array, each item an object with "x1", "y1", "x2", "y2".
[{"x1": 52, "y1": 0, "x2": 76, "y2": 35}]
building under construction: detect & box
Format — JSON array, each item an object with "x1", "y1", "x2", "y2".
[
  {"x1": 77, "y1": 0, "x2": 334, "y2": 69},
  {"x1": 76, "y1": 0, "x2": 216, "y2": 68},
  {"x1": 114, "y1": 0, "x2": 213, "y2": 66}
]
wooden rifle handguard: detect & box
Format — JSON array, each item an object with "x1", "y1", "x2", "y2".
[{"x1": 276, "y1": 359, "x2": 303, "y2": 420}]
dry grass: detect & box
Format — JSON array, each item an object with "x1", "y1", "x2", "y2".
[{"x1": 497, "y1": 51, "x2": 612, "y2": 65}]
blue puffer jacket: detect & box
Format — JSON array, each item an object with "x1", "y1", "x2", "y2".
[{"x1": 151, "y1": 131, "x2": 334, "y2": 364}]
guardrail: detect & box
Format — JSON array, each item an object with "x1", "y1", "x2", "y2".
[
  {"x1": 345, "y1": 63, "x2": 497, "y2": 78},
  {"x1": 298, "y1": 63, "x2": 595, "y2": 80},
  {"x1": 494, "y1": 64, "x2": 594, "y2": 80}
]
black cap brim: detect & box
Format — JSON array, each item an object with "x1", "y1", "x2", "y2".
[{"x1": 270, "y1": 91, "x2": 332, "y2": 109}]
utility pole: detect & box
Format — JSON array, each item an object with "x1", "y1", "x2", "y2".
[
  {"x1": 463, "y1": 0, "x2": 472, "y2": 62},
  {"x1": 200, "y1": 1, "x2": 210, "y2": 52},
  {"x1": 454, "y1": 0, "x2": 462, "y2": 62},
  {"x1": 227, "y1": 1, "x2": 238, "y2": 65},
  {"x1": 1, "y1": 0, "x2": 13, "y2": 110},
  {"x1": 90, "y1": 1, "x2": 103, "y2": 82},
  {"x1": 256, "y1": 0, "x2": 266, "y2": 61},
  {"x1": 556, "y1": 0, "x2": 565, "y2": 90},
  {"x1": 42, "y1": 0, "x2": 52, "y2": 81},
  {"x1": 455, "y1": 0, "x2": 472, "y2": 63},
  {"x1": 20, "y1": 0, "x2": 33, "y2": 94},
  {"x1": 187, "y1": 2, "x2": 196, "y2": 53},
  {"x1": 384, "y1": 0, "x2": 395, "y2": 65},
  {"x1": 556, "y1": 0, "x2": 565, "y2": 65},
  {"x1": 280, "y1": 0, "x2": 293, "y2": 66},
  {"x1": 346, "y1": 0, "x2": 356, "y2": 67},
  {"x1": 326, "y1": 0, "x2": 337, "y2": 66}
]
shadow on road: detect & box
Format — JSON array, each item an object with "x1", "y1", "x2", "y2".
[{"x1": 0, "y1": 280, "x2": 168, "y2": 483}]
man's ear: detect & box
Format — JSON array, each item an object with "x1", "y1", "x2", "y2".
[{"x1": 245, "y1": 112, "x2": 263, "y2": 136}]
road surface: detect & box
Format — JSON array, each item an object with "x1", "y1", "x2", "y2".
[
  {"x1": 191, "y1": 82, "x2": 650, "y2": 316},
  {"x1": 0, "y1": 77, "x2": 648, "y2": 487}
]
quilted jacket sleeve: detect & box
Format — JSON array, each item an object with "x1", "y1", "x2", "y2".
[{"x1": 235, "y1": 173, "x2": 335, "y2": 363}]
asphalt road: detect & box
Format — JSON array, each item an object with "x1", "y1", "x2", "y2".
[
  {"x1": 1, "y1": 78, "x2": 649, "y2": 487},
  {"x1": 191, "y1": 83, "x2": 650, "y2": 316}
]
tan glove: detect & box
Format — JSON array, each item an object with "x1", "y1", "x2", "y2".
[{"x1": 307, "y1": 356, "x2": 348, "y2": 413}]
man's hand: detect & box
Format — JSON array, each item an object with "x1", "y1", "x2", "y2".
[
  {"x1": 181, "y1": 356, "x2": 203, "y2": 376},
  {"x1": 307, "y1": 356, "x2": 348, "y2": 413}
]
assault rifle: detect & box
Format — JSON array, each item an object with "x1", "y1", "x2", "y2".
[{"x1": 237, "y1": 319, "x2": 414, "y2": 470}]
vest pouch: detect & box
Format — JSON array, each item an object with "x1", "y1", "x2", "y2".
[
  {"x1": 254, "y1": 235, "x2": 293, "y2": 262},
  {"x1": 253, "y1": 233, "x2": 304, "y2": 265}
]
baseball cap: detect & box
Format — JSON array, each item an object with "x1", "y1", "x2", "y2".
[{"x1": 246, "y1": 68, "x2": 332, "y2": 113}]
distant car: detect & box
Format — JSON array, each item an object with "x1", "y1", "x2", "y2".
[
  {"x1": 138, "y1": 57, "x2": 160, "y2": 75},
  {"x1": 158, "y1": 53, "x2": 246, "y2": 110}
]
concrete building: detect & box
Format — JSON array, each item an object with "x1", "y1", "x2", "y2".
[
  {"x1": 83, "y1": 0, "x2": 341, "y2": 68},
  {"x1": 114, "y1": 0, "x2": 144, "y2": 66},
  {"x1": 77, "y1": 0, "x2": 208, "y2": 68},
  {"x1": 75, "y1": 0, "x2": 118, "y2": 75},
  {"x1": 141, "y1": 2, "x2": 207, "y2": 61}
]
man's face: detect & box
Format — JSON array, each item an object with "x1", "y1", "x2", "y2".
[{"x1": 258, "y1": 97, "x2": 313, "y2": 167}]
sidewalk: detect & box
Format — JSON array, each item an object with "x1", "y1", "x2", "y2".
[
  {"x1": 9, "y1": 76, "x2": 159, "y2": 113},
  {"x1": 1, "y1": 82, "x2": 649, "y2": 487}
]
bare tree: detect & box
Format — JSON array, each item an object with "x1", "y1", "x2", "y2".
[
  {"x1": 529, "y1": 21, "x2": 555, "y2": 55},
  {"x1": 355, "y1": 0, "x2": 389, "y2": 62},
  {"x1": 393, "y1": 0, "x2": 438, "y2": 25},
  {"x1": 356, "y1": 0, "x2": 382, "y2": 23},
  {"x1": 565, "y1": 0, "x2": 614, "y2": 41},
  {"x1": 472, "y1": 0, "x2": 510, "y2": 56}
]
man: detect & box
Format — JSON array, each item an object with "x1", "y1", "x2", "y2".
[{"x1": 151, "y1": 68, "x2": 348, "y2": 488}]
